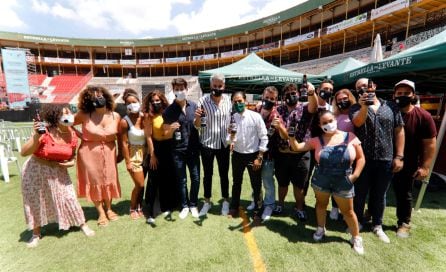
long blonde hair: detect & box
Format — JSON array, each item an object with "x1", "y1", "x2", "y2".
[{"x1": 332, "y1": 89, "x2": 357, "y2": 115}]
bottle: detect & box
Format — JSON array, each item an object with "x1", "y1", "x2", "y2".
[
  {"x1": 267, "y1": 113, "x2": 276, "y2": 137},
  {"x1": 299, "y1": 74, "x2": 308, "y2": 102},
  {"x1": 229, "y1": 113, "x2": 237, "y2": 136},
  {"x1": 287, "y1": 119, "x2": 297, "y2": 138},
  {"x1": 35, "y1": 109, "x2": 46, "y2": 134},
  {"x1": 365, "y1": 79, "x2": 375, "y2": 105},
  {"x1": 174, "y1": 128, "x2": 182, "y2": 141},
  {"x1": 200, "y1": 105, "x2": 207, "y2": 128}
]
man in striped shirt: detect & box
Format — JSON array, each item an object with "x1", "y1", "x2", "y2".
[{"x1": 194, "y1": 73, "x2": 232, "y2": 216}]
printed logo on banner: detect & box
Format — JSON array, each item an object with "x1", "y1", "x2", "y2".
[
  {"x1": 326, "y1": 13, "x2": 368, "y2": 34},
  {"x1": 371, "y1": 0, "x2": 409, "y2": 20},
  {"x1": 1, "y1": 49, "x2": 30, "y2": 108}
]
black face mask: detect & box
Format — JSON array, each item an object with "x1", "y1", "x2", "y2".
[
  {"x1": 211, "y1": 89, "x2": 223, "y2": 97},
  {"x1": 319, "y1": 90, "x2": 332, "y2": 101},
  {"x1": 285, "y1": 93, "x2": 298, "y2": 106},
  {"x1": 262, "y1": 99, "x2": 275, "y2": 110},
  {"x1": 336, "y1": 100, "x2": 351, "y2": 110},
  {"x1": 394, "y1": 96, "x2": 413, "y2": 108},
  {"x1": 151, "y1": 102, "x2": 163, "y2": 113},
  {"x1": 93, "y1": 96, "x2": 106, "y2": 108}
]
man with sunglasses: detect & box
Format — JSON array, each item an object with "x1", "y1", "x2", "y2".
[{"x1": 273, "y1": 82, "x2": 317, "y2": 221}]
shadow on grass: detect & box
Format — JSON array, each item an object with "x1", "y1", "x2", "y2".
[
  {"x1": 18, "y1": 223, "x2": 81, "y2": 243},
  {"x1": 81, "y1": 200, "x2": 131, "y2": 222}
]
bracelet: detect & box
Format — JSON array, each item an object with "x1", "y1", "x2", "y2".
[{"x1": 395, "y1": 155, "x2": 404, "y2": 160}]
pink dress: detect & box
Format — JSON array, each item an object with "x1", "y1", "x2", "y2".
[
  {"x1": 77, "y1": 114, "x2": 121, "y2": 201},
  {"x1": 21, "y1": 131, "x2": 86, "y2": 230}
]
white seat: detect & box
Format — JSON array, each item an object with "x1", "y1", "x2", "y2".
[{"x1": 0, "y1": 141, "x2": 21, "y2": 183}]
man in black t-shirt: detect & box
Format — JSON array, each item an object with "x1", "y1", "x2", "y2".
[{"x1": 392, "y1": 80, "x2": 437, "y2": 238}]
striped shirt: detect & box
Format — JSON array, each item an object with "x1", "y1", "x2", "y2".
[{"x1": 197, "y1": 94, "x2": 232, "y2": 149}]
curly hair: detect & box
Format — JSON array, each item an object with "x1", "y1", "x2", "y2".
[
  {"x1": 142, "y1": 90, "x2": 169, "y2": 113},
  {"x1": 77, "y1": 85, "x2": 115, "y2": 113},
  {"x1": 122, "y1": 88, "x2": 139, "y2": 104},
  {"x1": 40, "y1": 103, "x2": 69, "y2": 128}
]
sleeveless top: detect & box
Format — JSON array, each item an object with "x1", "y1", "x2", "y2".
[
  {"x1": 34, "y1": 130, "x2": 77, "y2": 162},
  {"x1": 124, "y1": 115, "x2": 145, "y2": 145},
  {"x1": 151, "y1": 115, "x2": 165, "y2": 141}
]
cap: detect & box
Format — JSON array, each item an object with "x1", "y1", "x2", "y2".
[{"x1": 394, "y1": 79, "x2": 415, "y2": 92}]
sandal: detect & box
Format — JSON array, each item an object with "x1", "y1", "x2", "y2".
[
  {"x1": 130, "y1": 209, "x2": 140, "y2": 220},
  {"x1": 106, "y1": 210, "x2": 119, "y2": 221},
  {"x1": 97, "y1": 215, "x2": 109, "y2": 227},
  {"x1": 137, "y1": 208, "x2": 144, "y2": 218}
]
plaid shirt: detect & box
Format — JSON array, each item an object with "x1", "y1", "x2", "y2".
[
  {"x1": 276, "y1": 103, "x2": 312, "y2": 150},
  {"x1": 254, "y1": 106, "x2": 284, "y2": 159}
]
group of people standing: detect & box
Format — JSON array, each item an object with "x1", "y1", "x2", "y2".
[{"x1": 19, "y1": 74, "x2": 436, "y2": 255}]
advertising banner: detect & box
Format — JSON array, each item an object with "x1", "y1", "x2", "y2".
[
  {"x1": 120, "y1": 59, "x2": 137, "y2": 65},
  {"x1": 165, "y1": 57, "x2": 187, "y2": 63},
  {"x1": 74, "y1": 58, "x2": 92, "y2": 64},
  {"x1": 326, "y1": 13, "x2": 368, "y2": 34},
  {"x1": 220, "y1": 49, "x2": 244, "y2": 58},
  {"x1": 1, "y1": 48, "x2": 30, "y2": 108},
  {"x1": 139, "y1": 59, "x2": 161, "y2": 64},
  {"x1": 284, "y1": 31, "x2": 316, "y2": 46},
  {"x1": 371, "y1": 0, "x2": 409, "y2": 20}
]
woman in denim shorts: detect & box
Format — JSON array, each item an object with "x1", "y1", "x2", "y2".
[{"x1": 289, "y1": 110, "x2": 366, "y2": 254}]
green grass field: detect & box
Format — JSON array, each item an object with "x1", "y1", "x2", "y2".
[{"x1": 1, "y1": 147, "x2": 445, "y2": 272}]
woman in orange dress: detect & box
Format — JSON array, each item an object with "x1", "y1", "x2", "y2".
[{"x1": 74, "y1": 86, "x2": 121, "y2": 226}]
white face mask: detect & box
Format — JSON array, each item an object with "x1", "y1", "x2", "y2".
[
  {"x1": 321, "y1": 121, "x2": 337, "y2": 134},
  {"x1": 174, "y1": 91, "x2": 187, "y2": 101},
  {"x1": 59, "y1": 114, "x2": 74, "y2": 126},
  {"x1": 127, "y1": 102, "x2": 141, "y2": 113}
]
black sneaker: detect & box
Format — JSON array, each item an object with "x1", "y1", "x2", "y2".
[
  {"x1": 295, "y1": 209, "x2": 308, "y2": 222},
  {"x1": 273, "y1": 205, "x2": 283, "y2": 215}
]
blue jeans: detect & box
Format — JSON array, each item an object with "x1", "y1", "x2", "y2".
[
  {"x1": 261, "y1": 159, "x2": 276, "y2": 207},
  {"x1": 172, "y1": 150, "x2": 200, "y2": 209},
  {"x1": 354, "y1": 160, "x2": 393, "y2": 226}
]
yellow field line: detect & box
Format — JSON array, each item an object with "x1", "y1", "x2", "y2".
[{"x1": 239, "y1": 208, "x2": 267, "y2": 272}]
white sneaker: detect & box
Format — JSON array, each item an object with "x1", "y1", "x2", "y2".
[
  {"x1": 246, "y1": 201, "x2": 255, "y2": 211},
  {"x1": 261, "y1": 206, "x2": 273, "y2": 221},
  {"x1": 147, "y1": 217, "x2": 155, "y2": 224},
  {"x1": 179, "y1": 207, "x2": 189, "y2": 219},
  {"x1": 81, "y1": 225, "x2": 95, "y2": 237},
  {"x1": 329, "y1": 207, "x2": 339, "y2": 220},
  {"x1": 373, "y1": 225, "x2": 390, "y2": 243},
  {"x1": 313, "y1": 226, "x2": 326, "y2": 242},
  {"x1": 26, "y1": 234, "x2": 40, "y2": 248},
  {"x1": 190, "y1": 207, "x2": 199, "y2": 218},
  {"x1": 221, "y1": 201, "x2": 230, "y2": 216},
  {"x1": 350, "y1": 236, "x2": 365, "y2": 255},
  {"x1": 199, "y1": 202, "x2": 212, "y2": 217},
  {"x1": 163, "y1": 211, "x2": 171, "y2": 216}
]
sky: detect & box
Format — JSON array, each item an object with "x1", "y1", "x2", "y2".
[{"x1": 0, "y1": 0, "x2": 307, "y2": 39}]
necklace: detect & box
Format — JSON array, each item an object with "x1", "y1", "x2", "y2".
[{"x1": 57, "y1": 127, "x2": 70, "y2": 134}]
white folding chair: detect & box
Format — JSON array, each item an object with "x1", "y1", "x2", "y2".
[{"x1": 0, "y1": 141, "x2": 21, "y2": 183}]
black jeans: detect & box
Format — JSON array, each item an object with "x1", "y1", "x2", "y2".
[
  {"x1": 145, "y1": 140, "x2": 178, "y2": 216},
  {"x1": 393, "y1": 170, "x2": 415, "y2": 226},
  {"x1": 201, "y1": 145, "x2": 230, "y2": 200},
  {"x1": 172, "y1": 149, "x2": 200, "y2": 209},
  {"x1": 354, "y1": 160, "x2": 393, "y2": 226},
  {"x1": 230, "y1": 151, "x2": 262, "y2": 212}
]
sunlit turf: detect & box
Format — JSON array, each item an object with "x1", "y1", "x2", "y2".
[{"x1": 0, "y1": 147, "x2": 445, "y2": 271}]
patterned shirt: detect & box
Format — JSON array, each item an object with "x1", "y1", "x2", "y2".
[
  {"x1": 349, "y1": 98, "x2": 404, "y2": 161},
  {"x1": 197, "y1": 94, "x2": 232, "y2": 149},
  {"x1": 276, "y1": 103, "x2": 312, "y2": 150},
  {"x1": 254, "y1": 106, "x2": 284, "y2": 159}
]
